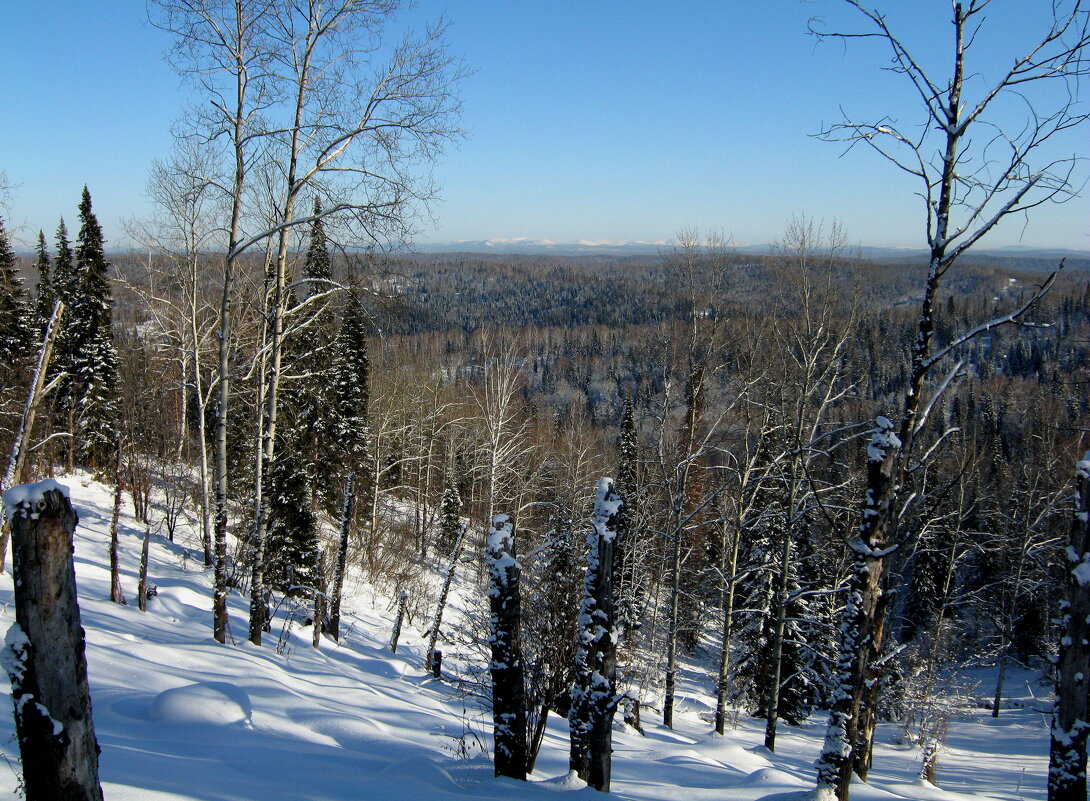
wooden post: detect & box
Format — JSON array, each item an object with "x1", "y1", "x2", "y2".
[{"x1": 2, "y1": 481, "x2": 104, "y2": 801}]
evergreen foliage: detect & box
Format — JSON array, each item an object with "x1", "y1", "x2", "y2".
[
  {"x1": 32, "y1": 231, "x2": 54, "y2": 330},
  {"x1": 264, "y1": 443, "x2": 320, "y2": 596},
  {"x1": 0, "y1": 216, "x2": 35, "y2": 367},
  {"x1": 68, "y1": 187, "x2": 120, "y2": 469},
  {"x1": 436, "y1": 472, "x2": 462, "y2": 555},
  {"x1": 326, "y1": 288, "x2": 372, "y2": 487}
]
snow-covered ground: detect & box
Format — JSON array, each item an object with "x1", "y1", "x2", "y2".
[{"x1": 0, "y1": 474, "x2": 1052, "y2": 800}]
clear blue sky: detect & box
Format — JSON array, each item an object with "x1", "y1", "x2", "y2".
[{"x1": 2, "y1": 1, "x2": 1087, "y2": 252}]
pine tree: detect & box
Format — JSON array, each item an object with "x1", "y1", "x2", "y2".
[
  {"x1": 67, "y1": 188, "x2": 120, "y2": 469},
  {"x1": 0, "y1": 215, "x2": 35, "y2": 368}
]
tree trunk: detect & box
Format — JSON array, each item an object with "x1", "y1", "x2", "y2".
[
  {"x1": 325, "y1": 473, "x2": 355, "y2": 641},
  {"x1": 815, "y1": 417, "x2": 900, "y2": 801},
  {"x1": 569, "y1": 479, "x2": 622, "y2": 791},
  {"x1": 486, "y1": 514, "x2": 527, "y2": 781},
  {"x1": 1048, "y1": 453, "x2": 1090, "y2": 800},
  {"x1": 763, "y1": 519, "x2": 794, "y2": 752},
  {"x1": 389, "y1": 590, "x2": 408, "y2": 652},
  {"x1": 663, "y1": 501, "x2": 683, "y2": 730},
  {"x1": 426, "y1": 522, "x2": 466, "y2": 672},
  {"x1": 2, "y1": 483, "x2": 104, "y2": 801},
  {"x1": 715, "y1": 512, "x2": 740, "y2": 734},
  {"x1": 108, "y1": 476, "x2": 126, "y2": 606},
  {"x1": 312, "y1": 548, "x2": 327, "y2": 649},
  {"x1": 137, "y1": 526, "x2": 150, "y2": 613}
]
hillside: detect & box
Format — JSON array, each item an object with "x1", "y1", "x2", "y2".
[{"x1": 0, "y1": 474, "x2": 1053, "y2": 801}]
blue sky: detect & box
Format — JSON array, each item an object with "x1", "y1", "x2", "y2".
[{"x1": 2, "y1": 1, "x2": 1087, "y2": 252}]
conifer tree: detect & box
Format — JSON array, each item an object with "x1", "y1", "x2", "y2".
[
  {"x1": 0, "y1": 216, "x2": 35, "y2": 368},
  {"x1": 67, "y1": 187, "x2": 120, "y2": 469},
  {"x1": 326, "y1": 288, "x2": 372, "y2": 491},
  {"x1": 32, "y1": 231, "x2": 54, "y2": 331},
  {"x1": 437, "y1": 471, "x2": 462, "y2": 554},
  {"x1": 264, "y1": 442, "x2": 320, "y2": 596},
  {"x1": 291, "y1": 200, "x2": 339, "y2": 507}
]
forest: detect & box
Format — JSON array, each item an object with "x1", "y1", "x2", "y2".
[{"x1": 2, "y1": 2, "x2": 1090, "y2": 801}]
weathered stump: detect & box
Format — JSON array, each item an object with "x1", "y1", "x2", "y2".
[{"x1": 2, "y1": 481, "x2": 104, "y2": 801}]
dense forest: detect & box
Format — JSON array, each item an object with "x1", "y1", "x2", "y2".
[{"x1": 3, "y1": 200, "x2": 1090, "y2": 790}]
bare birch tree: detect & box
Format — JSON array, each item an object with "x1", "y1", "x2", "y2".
[{"x1": 809, "y1": 3, "x2": 1090, "y2": 798}]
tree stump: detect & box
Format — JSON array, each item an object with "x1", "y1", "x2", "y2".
[{"x1": 2, "y1": 481, "x2": 104, "y2": 801}]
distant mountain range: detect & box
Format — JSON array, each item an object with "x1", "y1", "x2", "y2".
[{"x1": 414, "y1": 239, "x2": 1090, "y2": 269}]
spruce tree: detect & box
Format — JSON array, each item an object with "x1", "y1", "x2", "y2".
[
  {"x1": 291, "y1": 200, "x2": 339, "y2": 507},
  {"x1": 32, "y1": 231, "x2": 54, "y2": 330},
  {"x1": 0, "y1": 215, "x2": 35, "y2": 367},
  {"x1": 326, "y1": 288, "x2": 372, "y2": 489},
  {"x1": 264, "y1": 443, "x2": 320, "y2": 596},
  {"x1": 68, "y1": 188, "x2": 120, "y2": 469},
  {"x1": 437, "y1": 471, "x2": 462, "y2": 555}
]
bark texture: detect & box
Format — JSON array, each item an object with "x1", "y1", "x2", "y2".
[
  {"x1": 569, "y1": 478, "x2": 622, "y2": 791},
  {"x1": 3, "y1": 484, "x2": 104, "y2": 801},
  {"x1": 486, "y1": 514, "x2": 527, "y2": 781},
  {"x1": 1048, "y1": 453, "x2": 1090, "y2": 800}
]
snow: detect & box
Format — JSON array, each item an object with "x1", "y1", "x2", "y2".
[
  {"x1": 149, "y1": 682, "x2": 252, "y2": 726},
  {"x1": 867, "y1": 417, "x2": 901, "y2": 462},
  {"x1": 2, "y1": 478, "x2": 70, "y2": 522},
  {"x1": 0, "y1": 472, "x2": 1060, "y2": 801}
]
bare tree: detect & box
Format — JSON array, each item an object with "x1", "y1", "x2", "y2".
[
  {"x1": 809, "y1": 3, "x2": 1090, "y2": 798},
  {"x1": 151, "y1": 0, "x2": 464, "y2": 644}
]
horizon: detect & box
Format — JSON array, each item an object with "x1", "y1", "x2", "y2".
[{"x1": 2, "y1": 1, "x2": 1088, "y2": 254}]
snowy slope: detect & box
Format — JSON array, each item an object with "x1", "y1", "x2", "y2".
[{"x1": 0, "y1": 474, "x2": 1052, "y2": 800}]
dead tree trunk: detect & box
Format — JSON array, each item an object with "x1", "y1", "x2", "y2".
[
  {"x1": 1048, "y1": 453, "x2": 1090, "y2": 801},
  {"x1": 815, "y1": 417, "x2": 900, "y2": 801},
  {"x1": 2, "y1": 482, "x2": 104, "y2": 801},
  {"x1": 569, "y1": 478, "x2": 622, "y2": 792},
  {"x1": 486, "y1": 514, "x2": 527, "y2": 781},
  {"x1": 325, "y1": 473, "x2": 354, "y2": 641}
]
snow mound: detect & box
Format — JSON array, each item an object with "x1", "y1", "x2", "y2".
[
  {"x1": 148, "y1": 682, "x2": 252, "y2": 726},
  {"x1": 744, "y1": 767, "x2": 808, "y2": 786},
  {"x1": 534, "y1": 769, "x2": 588, "y2": 791},
  {"x1": 376, "y1": 755, "x2": 459, "y2": 791}
]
